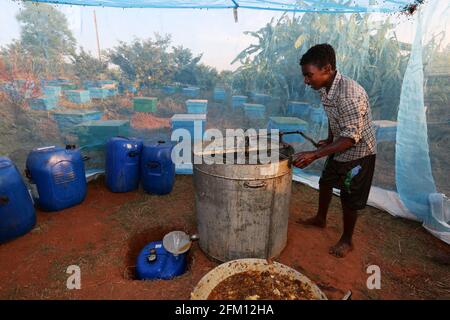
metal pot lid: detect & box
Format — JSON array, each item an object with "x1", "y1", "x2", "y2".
[{"x1": 193, "y1": 135, "x2": 294, "y2": 159}]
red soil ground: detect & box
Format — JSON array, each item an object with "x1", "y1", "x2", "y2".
[{"x1": 0, "y1": 175, "x2": 449, "y2": 300}]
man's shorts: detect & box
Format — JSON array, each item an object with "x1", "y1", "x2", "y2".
[{"x1": 319, "y1": 154, "x2": 376, "y2": 210}]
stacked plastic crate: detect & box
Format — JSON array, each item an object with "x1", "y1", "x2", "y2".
[
  {"x1": 133, "y1": 97, "x2": 158, "y2": 113},
  {"x1": 186, "y1": 99, "x2": 208, "y2": 114},
  {"x1": 231, "y1": 95, "x2": 248, "y2": 111},
  {"x1": 75, "y1": 120, "x2": 130, "y2": 146},
  {"x1": 182, "y1": 87, "x2": 200, "y2": 98},
  {"x1": 243, "y1": 103, "x2": 266, "y2": 119},
  {"x1": 64, "y1": 90, "x2": 91, "y2": 104},
  {"x1": 213, "y1": 88, "x2": 226, "y2": 102},
  {"x1": 53, "y1": 110, "x2": 104, "y2": 135},
  {"x1": 170, "y1": 114, "x2": 207, "y2": 174}
]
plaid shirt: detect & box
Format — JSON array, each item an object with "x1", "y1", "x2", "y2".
[{"x1": 319, "y1": 71, "x2": 376, "y2": 162}]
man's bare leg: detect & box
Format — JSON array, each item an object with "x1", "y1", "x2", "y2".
[
  {"x1": 297, "y1": 183, "x2": 333, "y2": 228},
  {"x1": 329, "y1": 201, "x2": 357, "y2": 258}
]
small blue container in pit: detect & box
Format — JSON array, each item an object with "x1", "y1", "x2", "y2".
[
  {"x1": 105, "y1": 137, "x2": 143, "y2": 193},
  {"x1": 0, "y1": 157, "x2": 36, "y2": 243},
  {"x1": 141, "y1": 141, "x2": 175, "y2": 195},
  {"x1": 26, "y1": 145, "x2": 87, "y2": 212},
  {"x1": 135, "y1": 240, "x2": 188, "y2": 280}
]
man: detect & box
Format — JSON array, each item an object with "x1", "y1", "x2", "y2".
[{"x1": 294, "y1": 43, "x2": 377, "y2": 258}]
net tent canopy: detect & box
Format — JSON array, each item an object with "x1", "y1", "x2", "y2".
[
  {"x1": 26, "y1": 0, "x2": 414, "y2": 12},
  {"x1": 0, "y1": 0, "x2": 449, "y2": 244}
]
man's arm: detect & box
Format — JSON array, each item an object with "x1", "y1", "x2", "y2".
[{"x1": 293, "y1": 137, "x2": 354, "y2": 168}]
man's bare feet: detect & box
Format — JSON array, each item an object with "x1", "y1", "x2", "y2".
[
  {"x1": 329, "y1": 240, "x2": 354, "y2": 258},
  {"x1": 296, "y1": 216, "x2": 326, "y2": 228}
]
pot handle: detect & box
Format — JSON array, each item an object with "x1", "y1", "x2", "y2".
[{"x1": 243, "y1": 181, "x2": 266, "y2": 189}]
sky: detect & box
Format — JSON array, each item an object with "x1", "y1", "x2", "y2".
[{"x1": 0, "y1": 0, "x2": 448, "y2": 71}]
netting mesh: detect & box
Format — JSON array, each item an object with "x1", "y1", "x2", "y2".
[
  {"x1": 26, "y1": 0, "x2": 412, "y2": 12},
  {"x1": 0, "y1": 0, "x2": 449, "y2": 239}
]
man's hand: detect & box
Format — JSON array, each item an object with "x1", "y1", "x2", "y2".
[{"x1": 292, "y1": 151, "x2": 318, "y2": 169}]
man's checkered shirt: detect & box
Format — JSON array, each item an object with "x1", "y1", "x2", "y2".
[{"x1": 319, "y1": 71, "x2": 377, "y2": 162}]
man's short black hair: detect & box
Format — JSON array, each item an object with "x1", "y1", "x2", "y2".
[{"x1": 300, "y1": 43, "x2": 336, "y2": 70}]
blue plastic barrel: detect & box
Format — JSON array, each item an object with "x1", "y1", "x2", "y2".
[
  {"x1": 141, "y1": 141, "x2": 175, "y2": 195},
  {"x1": 26, "y1": 146, "x2": 87, "y2": 212},
  {"x1": 105, "y1": 137, "x2": 143, "y2": 193},
  {"x1": 0, "y1": 157, "x2": 36, "y2": 243},
  {"x1": 135, "y1": 240, "x2": 187, "y2": 280}
]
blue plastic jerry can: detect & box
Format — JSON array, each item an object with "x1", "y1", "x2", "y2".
[
  {"x1": 141, "y1": 141, "x2": 175, "y2": 195},
  {"x1": 135, "y1": 241, "x2": 187, "y2": 280},
  {"x1": 0, "y1": 157, "x2": 36, "y2": 243},
  {"x1": 25, "y1": 145, "x2": 87, "y2": 212},
  {"x1": 105, "y1": 136, "x2": 143, "y2": 193}
]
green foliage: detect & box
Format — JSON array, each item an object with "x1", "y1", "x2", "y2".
[
  {"x1": 0, "y1": 40, "x2": 33, "y2": 76},
  {"x1": 172, "y1": 45, "x2": 202, "y2": 84},
  {"x1": 108, "y1": 36, "x2": 220, "y2": 90},
  {"x1": 232, "y1": 12, "x2": 411, "y2": 120},
  {"x1": 108, "y1": 34, "x2": 174, "y2": 88},
  {"x1": 16, "y1": 3, "x2": 76, "y2": 77},
  {"x1": 71, "y1": 48, "x2": 109, "y2": 81}
]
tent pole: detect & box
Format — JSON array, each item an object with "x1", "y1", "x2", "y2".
[{"x1": 93, "y1": 10, "x2": 101, "y2": 61}]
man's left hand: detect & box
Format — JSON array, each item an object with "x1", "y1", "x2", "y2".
[{"x1": 292, "y1": 151, "x2": 318, "y2": 168}]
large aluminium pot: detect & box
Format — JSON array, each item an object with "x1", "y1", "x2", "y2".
[{"x1": 193, "y1": 138, "x2": 294, "y2": 262}]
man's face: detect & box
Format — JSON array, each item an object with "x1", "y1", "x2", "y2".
[{"x1": 301, "y1": 64, "x2": 333, "y2": 91}]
